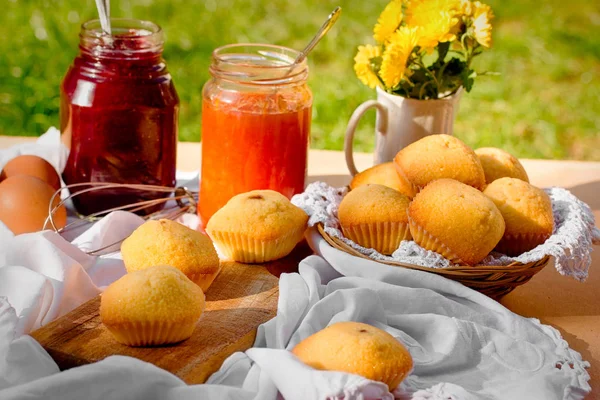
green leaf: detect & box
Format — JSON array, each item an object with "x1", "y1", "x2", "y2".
[
  {"x1": 437, "y1": 42, "x2": 450, "y2": 64},
  {"x1": 444, "y1": 57, "x2": 467, "y2": 77},
  {"x1": 461, "y1": 68, "x2": 477, "y2": 92}
]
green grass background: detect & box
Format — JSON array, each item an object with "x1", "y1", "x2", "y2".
[{"x1": 1, "y1": 0, "x2": 599, "y2": 160}]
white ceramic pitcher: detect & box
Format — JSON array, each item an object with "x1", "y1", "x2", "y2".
[{"x1": 344, "y1": 86, "x2": 462, "y2": 176}]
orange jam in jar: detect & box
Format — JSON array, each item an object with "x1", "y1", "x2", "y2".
[{"x1": 199, "y1": 44, "x2": 312, "y2": 228}]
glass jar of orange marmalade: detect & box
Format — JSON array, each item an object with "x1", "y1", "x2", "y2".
[{"x1": 199, "y1": 44, "x2": 312, "y2": 228}]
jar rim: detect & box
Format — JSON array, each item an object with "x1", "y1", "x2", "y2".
[
  {"x1": 81, "y1": 18, "x2": 162, "y2": 38},
  {"x1": 79, "y1": 18, "x2": 164, "y2": 60},
  {"x1": 210, "y1": 43, "x2": 308, "y2": 86},
  {"x1": 212, "y1": 44, "x2": 304, "y2": 68}
]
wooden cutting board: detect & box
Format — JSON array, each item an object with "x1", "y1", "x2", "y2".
[{"x1": 30, "y1": 243, "x2": 309, "y2": 384}]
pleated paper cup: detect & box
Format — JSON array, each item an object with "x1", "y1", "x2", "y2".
[
  {"x1": 495, "y1": 232, "x2": 551, "y2": 257},
  {"x1": 341, "y1": 221, "x2": 411, "y2": 255},
  {"x1": 104, "y1": 319, "x2": 198, "y2": 347},
  {"x1": 408, "y1": 218, "x2": 465, "y2": 265},
  {"x1": 208, "y1": 225, "x2": 306, "y2": 264}
]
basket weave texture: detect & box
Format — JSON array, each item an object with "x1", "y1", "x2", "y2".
[{"x1": 317, "y1": 224, "x2": 550, "y2": 299}]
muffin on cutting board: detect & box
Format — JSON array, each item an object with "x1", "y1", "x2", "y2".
[
  {"x1": 100, "y1": 265, "x2": 205, "y2": 346},
  {"x1": 206, "y1": 190, "x2": 308, "y2": 263},
  {"x1": 121, "y1": 219, "x2": 221, "y2": 292}
]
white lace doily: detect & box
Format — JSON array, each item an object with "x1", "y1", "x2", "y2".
[{"x1": 292, "y1": 182, "x2": 600, "y2": 281}]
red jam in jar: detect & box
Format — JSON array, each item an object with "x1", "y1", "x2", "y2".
[
  {"x1": 61, "y1": 19, "x2": 178, "y2": 216},
  {"x1": 199, "y1": 44, "x2": 312, "y2": 228}
]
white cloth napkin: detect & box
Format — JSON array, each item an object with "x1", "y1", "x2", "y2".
[
  {"x1": 0, "y1": 225, "x2": 592, "y2": 399},
  {"x1": 0, "y1": 128, "x2": 68, "y2": 175}
]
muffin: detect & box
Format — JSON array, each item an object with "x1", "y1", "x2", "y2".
[
  {"x1": 292, "y1": 321, "x2": 413, "y2": 391},
  {"x1": 408, "y1": 179, "x2": 505, "y2": 265},
  {"x1": 206, "y1": 190, "x2": 308, "y2": 263},
  {"x1": 483, "y1": 178, "x2": 554, "y2": 256},
  {"x1": 121, "y1": 219, "x2": 221, "y2": 292},
  {"x1": 393, "y1": 134, "x2": 486, "y2": 197},
  {"x1": 338, "y1": 184, "x2": 411, "y2": 255},
  {"x1": 350, "y1": 162, "x2": 415, "y2": 198},
  {"x1": 475, "y1": 147, "x2": 529, "y2": 185},
  {"x1": 100, "y1": 265, "x2": 205, "y2": 346}
]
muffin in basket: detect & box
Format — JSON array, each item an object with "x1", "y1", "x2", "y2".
[
  {"x1": 484, "y1": 178, "x2": 554, "y2": 256},
  {"x1": 100, "y1": 265, "x2": 205, "y2": 346},
  {"x1": 408, "y1": 179, "x2": 505, "y2": 265},
  {"x1": 206, "y1": 190, "x2": 308, "y2": 263},
  {"x1": 349, "y1": 162, "x2": 415, "y2": 198},
  {"x1": 121, "y1": 219, "x2": 221, "y2": 292},
  {"x1": 338, "y1": 184, "x2": 411, "y2": 255},
  {"x1": 475, "y1": 147, "x2": 529, "y2": 185},
  {"x1": 292, "y1": 321, "x2": 413, "y2": 391},
  {"x1": 393, "y1": 134, "x2": 486, "y2": 197}
]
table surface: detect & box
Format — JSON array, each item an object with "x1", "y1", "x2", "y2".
[{"x1": 2, "y1": 136, "x2": 600, "y2": 397}]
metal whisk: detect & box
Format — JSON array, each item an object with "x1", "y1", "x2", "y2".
[{"x1": 44, "y1": 182, "x2": 198, "y2": 256}]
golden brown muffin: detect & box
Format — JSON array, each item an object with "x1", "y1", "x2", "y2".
[
  {"x1": 121, "y1": 219, "x2": 220, "y2": 292},
  {"x1": 350, "y1": 162, "x2": 415, "y2": 198},
  {"x1": 292, "y1": 321, "x2": 413, "y2": 391},
  {"x1": 483, "y1": 178, "x2": 553, "y2": 256},
  {"x1": 408, "y1": 179, "x2": 505, "y2": 265},
  {"x1": 475, "y1": 147, "x2": 529, "y2": 185},
  {"x1": 338, "y1": 184, "x2": 412, "y2": 255},
  {"x1": 393, "y1": 134, "x2": 486, "y2": 197},
  {"x1": 100, "y1": 265, "x2": 205, "y2": 346},
  {"x1": 206, "y1": 190, "x2": 308, "y2": 263}
]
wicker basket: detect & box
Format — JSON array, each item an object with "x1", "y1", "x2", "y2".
[{"x1": 317, "y1": 224, "x2": 550, "y2": 299}]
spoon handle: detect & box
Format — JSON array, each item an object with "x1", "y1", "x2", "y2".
[
  {"x1": 293, "y1": 6, "x2": 342, "y2": 65},
  {"x1": 95, "y1": 0, "x2": 112, "y2": 35}
]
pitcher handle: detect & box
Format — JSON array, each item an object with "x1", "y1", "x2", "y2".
[{"x1": 344, "y1": 100, "x2": 388, "y2": 176}]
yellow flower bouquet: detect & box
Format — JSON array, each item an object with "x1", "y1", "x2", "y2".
[{"x1": 354, "y1": 0, "x2": 494, "y2": 99}]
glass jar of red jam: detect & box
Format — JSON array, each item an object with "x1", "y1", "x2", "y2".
[
  {"x1": 199, "y1": 44, "x2": 312, "y2": 228},
  {"x1": 61, "y1": 19, "x2": 178, "y2": 216}
]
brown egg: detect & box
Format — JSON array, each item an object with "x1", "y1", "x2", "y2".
[
  {"x1": 0, "y1": 155, "x2": 61, "y2": 191},
  {"x1": 0, "y1": 175, "x2": 67, "y2": 235}
]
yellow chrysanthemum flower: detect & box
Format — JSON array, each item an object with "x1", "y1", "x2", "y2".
[
  {"x1": 405, "y1": 0, "x2": 461, "y2": 50},
  {"x1": 405, "y1": 0, "x2": 461, "y2": 23},
  {"x1": 373, "y1": 0, "x2": 403, "y2": 43},
  {"x1": 379, "y1": 26, "x2": 420, "y2": 89},
  {"x1": 354, "y1": 44, "x2": 382, "y2": 89},
  {"x1": 472, "y1": 2, "x2": 493, "y2": 47},
  {"x1": 459, "y1": 0, "x2": 473, "y2": 17}
]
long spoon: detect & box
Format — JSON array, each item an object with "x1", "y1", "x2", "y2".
[
  {"x1": 287, "y1": 6, "x2": 342, "y2": 72},
  {"x1": 95, "y1": 0, "x2": 112, "y2": 35}
]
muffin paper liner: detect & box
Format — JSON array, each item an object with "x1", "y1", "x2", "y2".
[
  {"x1": 104, "y1": 318, "x2": 198, "y2": 347},
  {"x1": 495, "y1": 232, "x2": 552, "y2": 257},
  {"x1": 208, "y1": 225, "x2": 306, "y2": 264},
  {"x1": 341, "y1": 222, "x2": 411, "y2": 255},
  {"x1": 408, "y1": 218, "x2": 466, "y2": 265}
]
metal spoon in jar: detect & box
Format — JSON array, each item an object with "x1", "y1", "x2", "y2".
[
  {"x1": 286, "y1": 6, "x2": 342, "y2": 74},
  {"x1": 95, "y1": 0, "x2": 112, "y2": 35}
]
